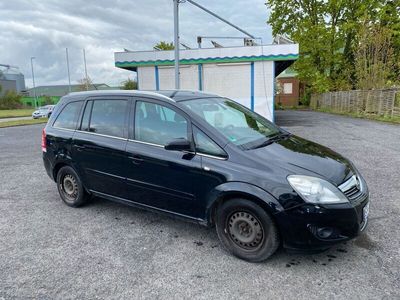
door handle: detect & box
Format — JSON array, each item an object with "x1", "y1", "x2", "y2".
[
  {"x1": 74, "y1": 145, "x2": 86, "y2": 152},
  {"x1": 128, "y1": 155, "x2": 144, "y2": 164}
]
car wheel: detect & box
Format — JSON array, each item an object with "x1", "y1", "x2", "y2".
[
  {"x1": 56, "y1": 166, "x2": 89, "y2": 207},
  {"x1": 215, "y1": 198, "x2": 279, "y2": 262}
]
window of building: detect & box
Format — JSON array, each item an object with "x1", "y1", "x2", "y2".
[{"x1": 283, "y1": 82, "x2": 293, "y2": 94}]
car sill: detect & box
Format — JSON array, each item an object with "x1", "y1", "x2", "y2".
[{"x1": 90, "y1": 190, "x2": 207, "y2": 225}]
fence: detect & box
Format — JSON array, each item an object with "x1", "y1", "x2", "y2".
[{"x1": 310, "y1": 89, "x2": 400, "y2": 118}]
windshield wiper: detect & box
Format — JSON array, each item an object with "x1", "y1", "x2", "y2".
[{"x1": 251, "y1": 132, "x2": 291, "y2": 149}]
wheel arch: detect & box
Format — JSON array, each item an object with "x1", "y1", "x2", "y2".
[{"x1": 205, "y1": 182, "x2": 284, "y2": 226}]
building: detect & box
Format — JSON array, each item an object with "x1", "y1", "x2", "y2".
[
  {"x1": 27, "y1": 84, "x2": 116, "y2": 97},
  {"x1": 0, "y1": 64, "x2": 26, "y2": 96},
  {"x1": 275, "y1": 68, "x2": 302, "y2": 107},
  {"x1": 114, "y1": 44, "x2": 299, "y2": 121}
]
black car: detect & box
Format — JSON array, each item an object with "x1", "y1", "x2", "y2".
[{"x1": 42, "y1": 90, "x2": 369, "y2": 262}]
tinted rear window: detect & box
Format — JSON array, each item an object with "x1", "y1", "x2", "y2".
[
  {"x1": 89, "y1": 100, "x2": 128, "y2": 138},
  {"x1": 53, "y1": 101, "x2": 83, "y2": 130}
]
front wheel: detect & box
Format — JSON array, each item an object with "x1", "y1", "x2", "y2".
[
  {"x1": 215, "y1": 198, "x2": 279, "y2": 262},
  {"x1": 56, "y1": 166, "x2": 89, "y2": 207}
]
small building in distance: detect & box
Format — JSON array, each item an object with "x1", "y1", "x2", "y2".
[
  {"x1": 0, "y1": 64, "x2": 26, "y2": 96},
  {"x1": 275, "y1": 68, "x2": 303, "y2": 107},
  {"x1": 27, "y1": 84, "x2": 117, "y2": 97},
  {"x1": 114, "y1": 43, "x2": 299, "y2": 122}
]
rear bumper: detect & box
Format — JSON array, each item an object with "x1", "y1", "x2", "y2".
[
  {"x1": 275, "y1": 195, "x2": 369, "y2": 251},
  {"x1": 43, "y1": 153, "x2": 55, "y2": 181}
]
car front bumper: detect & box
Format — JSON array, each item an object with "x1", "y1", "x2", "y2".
[{"x1": 275, "y1": 194, "x2": 369, "y2": 251}]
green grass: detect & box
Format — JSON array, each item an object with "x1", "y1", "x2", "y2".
[
  {"x1": 315, "y1": 108, "x2": 400, "y2": 124},
  {"x1": 0, "y1": 118, "x2": 48, "y2": 128},
  {"x1": 0, "y1": 109, "x2": 35, "y2": 119}
]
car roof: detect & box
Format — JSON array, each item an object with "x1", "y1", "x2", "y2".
[{"x1": 66, "y1": 90, "x2": 217, "y2": 103}]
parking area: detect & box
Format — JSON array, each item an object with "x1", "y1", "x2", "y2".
[{"x1": 0, "y1": 110, "x2": 399, "y2": 299}]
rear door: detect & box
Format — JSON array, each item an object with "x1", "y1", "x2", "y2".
[
  {"x1": 72, "y1": 97, "x2": 129, "y2": 199},
  {"x1": 125, "y1": 98, "x2": 203, "y2": 219}
]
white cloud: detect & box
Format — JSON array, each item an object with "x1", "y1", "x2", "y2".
[{"x1": 0, "y1": 0, "x2": 271, "y2": 87}]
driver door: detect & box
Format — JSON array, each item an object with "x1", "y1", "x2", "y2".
[{"x1": 124, "y1": 98, "x2": 203, "y2": 219}]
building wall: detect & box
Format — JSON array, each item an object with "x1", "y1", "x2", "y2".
[
  {"x1": 0, "y1": 79, "x2": 17, "y2": 96},
  {"x1": 276, "y1": 77, "x2": 300, "y2": 107},
  {"x1": 136, "y1": 61, "x2": 275, "y2": 121}
]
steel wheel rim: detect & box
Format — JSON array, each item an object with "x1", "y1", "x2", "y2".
[
  {"x1": 227, "y1": 211, "x2": 264, "y2": 250},
  {"x1": 61, "y1": 174, "x2": 78, "y2": 201}
]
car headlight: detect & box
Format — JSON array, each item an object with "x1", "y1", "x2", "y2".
[{"x1": 287, "y1": 175, "x2": 349, "y2": 204}]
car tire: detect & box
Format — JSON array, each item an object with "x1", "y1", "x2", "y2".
[
  {"x1": 215, "y1": 198, "x2": 279, "y2": 262},
  {"x1": 56, "y1": 166, "x2": 89, "y2": 207}
]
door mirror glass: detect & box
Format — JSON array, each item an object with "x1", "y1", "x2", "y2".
[{"x1": 164, "y1": 138, "x2": 192, "y2": 151}]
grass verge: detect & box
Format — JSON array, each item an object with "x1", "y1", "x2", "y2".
[
  {"x1": 0, "y1": 109, "x2": 35, "y2": 119},
  {"x1": 315, "y1": 108, "x2": 400, "y2": 124},
  {"x1": 0, "y1": 118, "x2": 48, "y2": 128}
]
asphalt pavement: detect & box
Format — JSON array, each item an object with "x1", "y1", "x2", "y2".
[{"x1": 0, "y1": 110, "x2": 399, "y2": 299}]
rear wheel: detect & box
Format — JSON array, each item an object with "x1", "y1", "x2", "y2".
[
  {"x1": 215, "y1": 198, "x2": 279, "y2": 262},
  {"x1": 56, "y1": 166, "x2": 89, "y2": 207}
]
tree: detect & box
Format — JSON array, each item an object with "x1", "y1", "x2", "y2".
[
  {"x1": 121, "y1": 78, "x2": 137, "y2": 90},
  {"x1": 265, "y1": 0, "x2": 400, "y2": 93},
  {"x1": 154, "y1": 41, "x2": 174, "y2": 50},
  {"x1": 77, "y1": 77, "x2": 94, "y2": 91},
  {"x1": 42, "y1": 95, "x2": 54, "y2": 105},
  {"x1": 0, "y1": 90, "x2": 22, "y2": 109}
]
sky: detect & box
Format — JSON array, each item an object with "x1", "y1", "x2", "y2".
[{"x1": 0, "y1": 0, "x2": 272, "y2": 88}]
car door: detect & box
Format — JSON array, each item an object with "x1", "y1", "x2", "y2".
[
  {"x1": 125, "y1": 98, "x2": 203, "y2": 219},
  {"x1": 72, "y1": 97, "x2": 129, "y2": 199}
]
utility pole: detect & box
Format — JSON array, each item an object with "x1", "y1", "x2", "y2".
[
  {"x1": 173, "y1": 0, "x2": 180, "y2": 89},
  {"x1": 30, "y1": 57, "x2": 37, "y2": 108},
  {"x1": 83, "y1": 49, "x2": 89, "y2": 91},
  {"x1": 66, "y1": 48, "x2": 71, "y2": 93}
]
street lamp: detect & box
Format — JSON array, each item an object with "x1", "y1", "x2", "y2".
[{"x1": 30, "y1": 57, "x2": 37, "y2": 108}]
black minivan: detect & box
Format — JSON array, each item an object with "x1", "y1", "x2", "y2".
[{"x1": 42, "y1": 90, "x2": 369, "y2": 262}]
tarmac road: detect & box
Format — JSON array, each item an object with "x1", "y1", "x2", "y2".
[{"x1": 0, "y1": 110, "x2": 399, "y2": 299}]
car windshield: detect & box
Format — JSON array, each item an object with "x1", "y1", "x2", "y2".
[{"x1": 181, "y1": 97, "x2": 281, "y2": 149}]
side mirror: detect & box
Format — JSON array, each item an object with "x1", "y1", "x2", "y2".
[{"x1": 164, "y1": 138, "x2": 192, "y2": 151}]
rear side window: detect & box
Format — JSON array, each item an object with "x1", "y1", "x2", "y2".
[
  {"x1": 53, "y1": 101, "x2": 83, "y2": 130},
  {"x1": 80, "y1": 101, "x2": 93, "y2": 131},
  {"x1": 89, "y1": 100, "x2": 128, "y2": 138}
]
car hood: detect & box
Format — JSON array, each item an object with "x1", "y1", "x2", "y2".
[{"x1": 247, "y1": 135, "x2": 353, "y2": 186}]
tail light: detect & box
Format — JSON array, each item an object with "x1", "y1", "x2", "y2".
[{"x1": 41, "y1": 128, "x2": 47, "y2": 152}]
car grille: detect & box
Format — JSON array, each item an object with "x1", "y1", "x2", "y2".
[{"x1": 338, "y1": 175, "x2": 366, "y2": 203}]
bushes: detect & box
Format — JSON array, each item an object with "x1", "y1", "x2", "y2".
[{"x1": 0, "y1": 90, "x2": 22, "y2": 109}]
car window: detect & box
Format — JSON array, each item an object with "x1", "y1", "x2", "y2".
[
  {"x1": 80, "y1": 101, "x2": 93, "y2": 131},
  {"x1": 193, "y1": 126, "x2": 227, "y2": 158},
  {"x1": 53, "y1": 101, "x2": 83, "y2": 130},
  {"x1": 181, "y1": 97, "x2": 280, "y2": 149},
  {"x1": 89, "y1": 100, "x2": 127, "y2": 138},
  {"x1": 135, "y1": 101, "x2": 188, "y2": 145}
]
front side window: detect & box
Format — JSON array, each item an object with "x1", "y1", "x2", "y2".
[
  {"x1": 89, "y1": 100, "x2": 128, "y2": 138},
  {"x1": 181, "y1": 97, "x2": 280, "y2": 149},
  {"x1": 53, "y1": 101, "x2": 83, "y2": 130},
  {"x1": 193, "y1": 126, "x2": 227, "y2": 158},
  {"x1": 135, "y1": 101, "x2": 188, "y2": 145}
]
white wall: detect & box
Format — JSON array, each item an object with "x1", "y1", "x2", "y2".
[
  {"x1": 203, "y1": 63, "x2": 251, "y2": 108},
  {"x1": 254, "y1": 61, "x2": 274, "y2": 121},
  {"x1": 138, "y1": 67, "x2": 155, "y2": 90},
  {"x1": 137, "y1": 61, "x2": 275, "y2": 121},
  {"x1": 158, "y1": 65, "x2": 198, "y2": 90}
]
